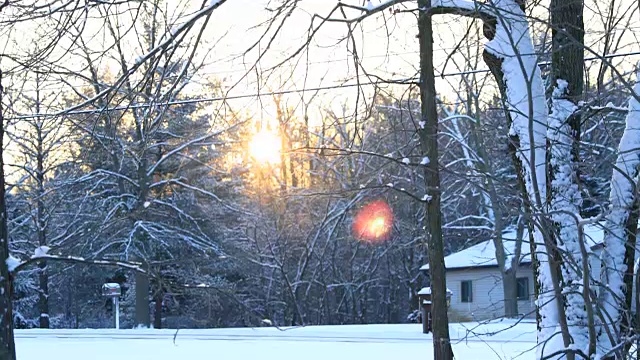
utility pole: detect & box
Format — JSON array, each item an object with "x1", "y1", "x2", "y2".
[{"x1": 417, "y1": 1, "x2": 453, "y2": 359}]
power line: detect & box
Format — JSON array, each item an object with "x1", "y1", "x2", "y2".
[
  {"x1": 8, "y1": 50, "x2": 640, "y2": 120},
  {"x1": 8, "y1": 79, "x2": 412, "y2": 120},
  {"x1": 6, "y1": 48, "x2": 450, "y2": 94}
]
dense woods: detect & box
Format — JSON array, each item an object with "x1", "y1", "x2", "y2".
[{"x1": 0, "y1": 0, "x2": 640, "y2": 359}]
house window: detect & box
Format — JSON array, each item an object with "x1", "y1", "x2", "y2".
[
  {"x1": 517, "y1": 277, "x2": 529, "y2": 300},
  {"x1": 461, "y1": 280, "x2": 473, "y2": 303}
]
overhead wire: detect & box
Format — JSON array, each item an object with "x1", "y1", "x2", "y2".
[{"x1": 6, "y1": 49, "x2": 640, "y2": 120}]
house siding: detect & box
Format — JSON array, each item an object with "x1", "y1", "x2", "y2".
[
  {"x1": 445, "y1": 265, "x2": 535, "y2": 321},
  {"x1": 430, "y1": 240, "x2": 610, "y2": 322}
]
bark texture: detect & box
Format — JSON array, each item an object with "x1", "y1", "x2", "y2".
[
  {"x1": 418, "y1": 1, "x2": 453, "y2": 359},
  {"x1": 548, "y1": 0, "x2": 590, "y2": 355},
  {"x1": 135, "y1": 272, "x2": 151, "y2": 327},
  {"x1": 0, "y1": 67, "x2": 16, "y2": 360},
  {"x1": 599, "y1": 71, "x2": 640, "y2": 358},
  {"x1": 35, "y1": 86, "x2": 50, "y2": 329}
]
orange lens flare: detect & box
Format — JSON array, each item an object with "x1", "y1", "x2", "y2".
[{"x1": 352, "y1": 200, "x2": 393, "y2": 243}]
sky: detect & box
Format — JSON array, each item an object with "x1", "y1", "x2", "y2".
[
  {"x1": 194, "y1": 0, "x2": 474, "y2": 128},
  {"x1": 194, "y1": 0, "x2": 640, "y2": 126},
  {"x1": 2, "y1": 0, "x2": 640, "y2": 127}
]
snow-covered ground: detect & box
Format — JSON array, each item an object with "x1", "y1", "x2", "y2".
[{"x1": 16, "y1": 320, "x2": 537, "y2": 360}]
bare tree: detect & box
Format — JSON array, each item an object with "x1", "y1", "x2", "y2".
[
  {"x1": 0, "y1": 0, "x2": 231, "y2": 352},
  {"x1": 1, "y1": 62, "x2": 17, "y2": 360}
]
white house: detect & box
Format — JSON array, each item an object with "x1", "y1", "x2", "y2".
[{"x1": 420, "y1": 224, "x2": 604, "y2": 321}]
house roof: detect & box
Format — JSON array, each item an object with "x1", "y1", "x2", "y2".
[
  {"x1": 418, "y1": 287, "x2": 453, "y2": 295},
  {"x1": 420, "y1": 224, "x2": 604, "y2": 271}
]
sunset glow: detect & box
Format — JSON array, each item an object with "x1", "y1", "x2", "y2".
[{"x1": 352, "y1": 200, "x2": 394, "y2": 244}]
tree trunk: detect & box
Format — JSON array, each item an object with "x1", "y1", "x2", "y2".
[
  {"x1": 508, "y1": 218, "x2": 525, "y2": 318},
  {"x1": 154, "y1": 290, "x2": 162, "y2": 330},
  {"x1": 482, "y1": 4, "x2": 535, "y2": 326},
  {"x1": 0, "y1": 67, "x2": 16, "y2": 360},
  {"x1": 550, "y1": 0, "x2": 584, "y2": 103},
  {"x1": 35, "y1": 84, "x2": 50, "y2": 329},
  {"x1": 418, "y1": 2, "x2": 453, "y2": 359},
  {"x1": 621, "y1": 189, "x2": 640, "y2": 354},
  {"x1": 466, "y1": 89, "x2": 516, "y2": 318},
  {"x1": 599, "y1": 69, "x2": 640, "y2": 359},
  {"x1": 38, "y1": 263, "x2": 49, "y2": 329},
  {"x1": 135, "y1": 272, "x2": 151, "y2": 327},
  {"x1": 481, "y1": 1, "x2": 574, "y2": 356},
  {"x1": 548, "y1": 0, "x2": 589, "y2": 354},
  {"x1": 503, "y1": 269, "x2": 518, "y2": 318}
]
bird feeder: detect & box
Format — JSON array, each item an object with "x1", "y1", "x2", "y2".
[{"x1": 102, "y1": 283, "x2": 121, "y2": 329}]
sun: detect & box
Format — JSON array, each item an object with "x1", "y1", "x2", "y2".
[{"x1": 249, "y1": 129, "x2": 282, "y2": 164}]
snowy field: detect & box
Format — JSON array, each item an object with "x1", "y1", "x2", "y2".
[{"x1": 15, "y1": 320, "x2": 538, "y2": 360}]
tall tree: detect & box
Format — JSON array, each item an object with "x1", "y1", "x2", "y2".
[
  {"x1": 0, "y1": 66, "x2": 17, "y2": 360},
  {"x1": 0, "y1": 0, "x2": 230, "y2": 349},
  {"x1": 599, "y1": 70, "x2": 640, "y2": 359},
  {"x1": 5, "y1": 77, "x2": 72, "y2": 329},
  {"x1": 418, "y1": 1, "x2": 453, "y2": 359},
  {"x1": 547, "y1": 0, "x2": 592, "y2": 356}
]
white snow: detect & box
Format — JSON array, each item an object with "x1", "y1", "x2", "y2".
[
  {"x1": 364, "y1": 0, "x2": 396, "y2": 12},
  {"x1": 33, "y1": 246, "x2": 51, "y2": 258},
  {"x1": 418, "y1": 287, "x2": 432, "y2": 295},
  {"x1": 15, "y1": 322, "x2": 537, "y2": 360},
  {"x1": 599, "y1": 67, "x2": 640, "y2": 355},
  {"x1": 420, "y1": 224, "x2": 604, "y2": 271},
  {"x1": 401, "y1": 158, "x2": 410, "y2": 165},
  {"x1": 484, "y1": 0, "x2": 548, "y2": 209},
  {"x1": 6, "y1": 255, "x2": 22, "y2": 272},
  {"x1": 418, "y1": 287, "x2": 452, "y2": 296},
  {"x1": 103, "y1": 283, "x2": 120, "y2": 290},
  {"x1": 548, "y1": 79, "x2": 589, "y2": 354},
  {"x1": 431, "y1": 0, "x2": 481, "y2": 11},
  {"x1": 481, "y1": 0, "x2": 553, "y2": 355},
  {"x1": 143, "y1": 201, "x2": 151, "y2": 208},
  {"x1": 420, "y1": 157, "x2": 430, "y2": 165}
]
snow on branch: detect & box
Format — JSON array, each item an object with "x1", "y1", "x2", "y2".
[
  {"x1": 46, "y1": 0, "x2": 229, "y2": 117},
  {"x1": 483, "y1": 0, "x2": 548, "y2": 207},
  {"x1": 6, "y1": 255, "x2": 21, "y2": 272},
  {"x1": 599, "y1": 66, "x2": 640, "y2": 355},
  {"x1": 146, "y1": 120, "x2": 245, "y2": 177},
  {"x1": 427, "y1": 0, "x2": 493, "y2": 19},
  {"x1": 548, "y1": 79, "x2": 590, "y2": 355},
  {"x1": 8, "y1": 253, "x2": 146, "y2": 275},
  {"x1": 472, "y1": 0, "x2": 558, "y2": 355},
  {"x1": 430, "y1": 0, "x2": 482, "y2": 11}
]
